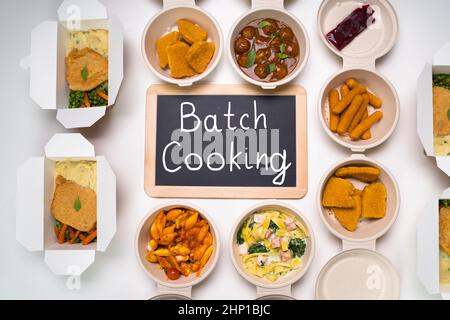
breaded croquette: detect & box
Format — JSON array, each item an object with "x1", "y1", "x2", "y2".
[
  {"x1": 332, "y1": 190, "x2": 362, "y2": 232},
  {"x1": 322, "y1": 177, "x2": 355, "y2": 208},
  {"x1": 361, "y1": 182, "x2": 386, "y2": 218}
]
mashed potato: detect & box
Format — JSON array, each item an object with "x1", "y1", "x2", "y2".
[
  {"x1": 55, "y1": 160, "x2": 96, "y2": 191},
  {"x1": 440, "y1": 250, "x2": 450, "y2": 287},
  {"x1": 67, "y1": 29, "x2": 108, "y2": 57}
]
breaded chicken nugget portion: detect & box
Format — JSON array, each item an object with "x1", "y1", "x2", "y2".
[
  {"x1": 322, "y1": 177, "x2": 355, "y2": 208},
  {"x1": 51, "y1": 175, "x2": 97, "y2": 232},
  {"x1": 440, "y1": 206, "x2": 450, "y2": 256},
  {"x1": 156, "y1": 31, "x2": 180, "y2": 68},
  {"x1": 66, "y1": 48, "x2": 108, "y2": 91},
  {"x1": 177, "y1": 19, "x2": 208, "y2": 44},
  {"x1": 332, "y1": 190, "x2": 362, "y2": 232},
  {"x1": 361, "y1": 182, "x2": 386, "y2": 218},
  {"x1": 167, "y1": 42, "x2": 197, "y2": 78},
  {"x1": 186, "y1": 41, "x2": 215, "y2": 73},
  {"x1": 335, "y1": 166, "x2": 380, "y2": 183}
]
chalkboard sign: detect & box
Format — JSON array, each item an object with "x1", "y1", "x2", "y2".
[{"x1": 145, "y1": 85, "x2": 307, "y2": 199}]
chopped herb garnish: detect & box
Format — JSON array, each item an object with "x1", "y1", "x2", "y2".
[
  {"x1": 81, "y1": 65, "x2": 89, "y2": 81},
  {"x1": 74, "y1": 197, "x2": 81, "y2": 212},
  {"x1": 246, "y1": 48, "x2": 256, "y2": 68},
  {"x1": 266, "y1": 63, "x2": 276, "y2": 73},
  {"x1": 277, "y1": 43, "x2": 289, "y2": 59},
  {"x1": 258, "y1": 20, "x2": 272, "y2": 29}
]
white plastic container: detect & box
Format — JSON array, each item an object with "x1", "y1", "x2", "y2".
[
  {"x1": 229, "y1": 201, "x2": 315, "y2": 299},
  {"x1": 21, "y1": 0, "x2": 124, "y2": 129},
  {"x1": 16, "y1": 133, "x2": 116, "y2": 275},
  {"x1": 228, "y1": 0, "x2": 310, "y2": 89},
  {"x1": 142, "y1": 0, "x2": 223, "y2": 87},
  {"x1": 135, "y1": 202, "x2": 220, "y2": 299}
]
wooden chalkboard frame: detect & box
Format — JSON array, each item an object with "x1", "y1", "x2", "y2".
[{"x1": 144, "y1": 84, "x2": 307, "y2": 199}]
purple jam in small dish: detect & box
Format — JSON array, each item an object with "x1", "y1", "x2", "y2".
[{"x1": 326, "y1": 4, "x2": 375, "y2": 51}]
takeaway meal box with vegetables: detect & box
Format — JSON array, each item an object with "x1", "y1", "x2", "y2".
[
  {"x1": 22, "y1": 0, "x2": 123, "y2": 129},
  {"x1": 16, "y1": 133, "x2": 116, "y2": 275},
  {"x1": 417, "y1": 43, "x2": 450, "y2": 176}
]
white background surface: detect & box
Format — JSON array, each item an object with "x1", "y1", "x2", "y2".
[{"x1": 1, "y1": 0, "x2": 449, "y2": 300}]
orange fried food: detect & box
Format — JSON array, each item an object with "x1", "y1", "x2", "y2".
[
  {"x1": 334, "y1": 166, "x2": 380, "y2": 183},
  {"x1": 156, "y1": 31, "x2": 180, "y2": 68},
  {"x1": 440, "y1": 206, "x2": 450, "y2": 256},
  {"x1": 332, "y1": 190, "x2": 362, "y2": 232},
  {"x1": 186, "y1": 41, "x2": 215, "y2": 73},
  {"x1": 177, "y1": 19, "x2": 208, "y2": 44},
  {"x1": 322, "y1": 177, "x2": 355, "y2": 208},
  {"x1": 51, "y1": 175, "x2": 97, "y2": 232},
  {"x1": 167, "y1": 42, "x2": 197, "y2": 78},
  {"x1": 361, "y1": 182, "x2": 386, "y2": 218},
  {"x1": 66, "y1": 48, "x2": 108, "y2": 91},
  {"x1": 433, "y1": 87, "x2": 450, "y2": 137}
]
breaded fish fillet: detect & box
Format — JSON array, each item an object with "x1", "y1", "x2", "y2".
[
  {"x1": 440, "y1": 206, "x2": 450, "y2": 256},
  {"x1": 361, "y1": 182, "x2": 386, "y2": 218},
  {"x1": 433, "y1": 86, "x2": 450, "y2": 137},
  {"x1": 322, "y1": 177, "x2": 355, "y2": 208},
  {"x1": 332, "y1": 190, "x2": 362, "y2": 232},
  {"x1": 335, "y1": 166, "x2": 380, "y2": 183},
  {"x1": 51, "y1": 175, "x2": 97, "y2": 232},
  {"x1": 66, "y1": 48, "x2": 108, "y2": 91}
]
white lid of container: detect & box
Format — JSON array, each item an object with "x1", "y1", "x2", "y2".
[{"x1": 316, "y1": 249, "x2": 399, "y2": 300}]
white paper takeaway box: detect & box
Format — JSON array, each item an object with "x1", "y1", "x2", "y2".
[
  {"x1": 417, "y1": 42, "x2": 450, "y2": 176},
  {"x1": 16, "y1": 133, "x2": 116, "y2": 275},
  {"x1": 22, "y1": 0, "x2": 123, "y2": 129},
  {"x1": 417, "y1": 188, "x2": 450, "y2": 299}
]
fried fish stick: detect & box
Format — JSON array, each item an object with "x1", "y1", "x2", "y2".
[
  {"x1": 337, "y1": 94, "x2": 363, "y2": 134},
  {"x1": 328, "y1": 89, "x2": 340, "y2": 132},
  {"x1": 348, "y1": 93, "x2": 370, "y2": 133},
  {"x1": 360, "y1": 109, "x2": 372, "y2": 140},
  {"x1": 340, "y1": 84, "x2": 350, "y2": 98},
  {"x1": 350, "y1": 111, "x2": 383, "y2": 140},
  {"x1": 335, "y1": 166, "x2": 380, "y2": 182},
  {"x1": 332, "y1": 85, "x2": 366, "y2": 114},
  {"x1": 345, "y1": 78, "x2": 382, "y2": 108}
]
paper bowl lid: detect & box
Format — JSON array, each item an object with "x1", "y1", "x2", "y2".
[
  {"x1": 317, "y1": 0, "x2": 398, "y2": 63},
  {"x1": 315, "y1": 249, "x2": 400, "y2": 300}
]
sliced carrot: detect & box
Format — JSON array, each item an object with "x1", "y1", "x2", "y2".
[
  {"x1": 82, "y1": 230, "x2": 97, "y2": 245},
  {"x1": 96, "y1": 91, "x2": 108, "y2": 101},
  {"x1": 83, "y1": 92, "x2": 91, "y2": 107},
  {"x1": 58, "y1": 224, "x2": 68, "y2": 244},
  {"x1": 78, "y1": 233, "x2": 86, "y2": 241},
  {"x1": 69, "y1": 230, "x2": 80, "y2": 244}
]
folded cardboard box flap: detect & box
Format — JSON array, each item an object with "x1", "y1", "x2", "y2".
[
  {"x1": 16, "y1": 157, "x2": 45, "y2": 251},
  {"x1": 56, "y1": 107, "x2": 107, "y2": 129},
  {"x1": 433, "y1": 42, "x2": 450, "y2": 66},
  {"x1": 417, "y1": 63, "x2": 433, "y2": 156},
  {"x1": 106, "y1": 16, "x2": 124, "y2": 105},
  {"x1": 45, "y1": 133, "x2": 95, "y2": 159},
  {"x1": 44, "y1": 250, "x2": 95, "y2": 275},
  {"x1": 96, "y1": 156, "x2": 117, "y2": 251},
  {"x1": 57, "y1": 0, "x2": 107, "y2": 22}
]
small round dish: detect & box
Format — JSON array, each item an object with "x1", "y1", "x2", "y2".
[
  {"x1": 150, "y1": 294, "x2": 192, "y2": 300},
  {"x1": 135, "y1": 202, "x2": 220, "y2": 290},
  {"x1": 230, "y1": 201, "x2": 315, "y2": 290},
  {"x1": 228, "y1": 1, "x2": 310, "y2": 89},
  {"x1": 256, "y1": 294, "x2": 295, "y2": 300},
  {"x1": 315, "y1": 249, "x2": 400, "y2": 300},
  {"x1": 142, "y1": 3, "x2": 223, "y2": 86},
  {"x1": 317, "y1": 0, "x2": 398, "y2": 62},
  {"x1": 318, "y1": 67, "x2": 399, "y2": 152},
  {"x1": 317, "y1": 154, "x2": 400, "y2": 245}
]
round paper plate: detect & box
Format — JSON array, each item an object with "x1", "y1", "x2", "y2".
[{"x1": 315, "y1": 249, "x2": 399, "y2": 300}]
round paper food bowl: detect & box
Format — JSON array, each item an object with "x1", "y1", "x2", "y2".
[
  {"x1": 135, "y1": 202, "x2": 220, "y2": 290},
  {"x1": 318, "y1": 68, "x2": 399, "y2": 152},
  {"x1": 228, "y1": 8, "x2": 310, "y2": 89},
  {"x1": 317, "y1": 155, "x2": 400, "y2": 244},
  {"x1": 142, "y1": 5, "x2": 223, "y2": 86},
  {"x1": 317, "y1": 0, "x2": 398, "y2": 62},
  {"x1": 230, "y1": 202, "x2": 315, "y2": 289}
]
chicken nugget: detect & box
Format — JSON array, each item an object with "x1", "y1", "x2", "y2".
[
  {"x1": 335, "y1": 166, "x2": 380, "y2": 183},
  {"x1": 361, "y1": 182, "x2": 386, "y2": 218},
  {"x1": 167, "y1": 42, "x2": 197, "y2": 78},
  {"x1": 439, "y1": 206, "x2": 450, "y2": 256},
  {"x1": 322, "y1": 177, "x2": 355, "y2": 208},
  {"x1": 156, "y1": 31, "x2": 180, "y2": 68},
  {"x1": 332, "y1": 191, "x2": 362, "y2": 232},
  {"x1": 177, "y1": 19, "x2": 208, "y2": 44},
  {"x1": 186, "y1": 41, "x2": 215, "y2": 73}
]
